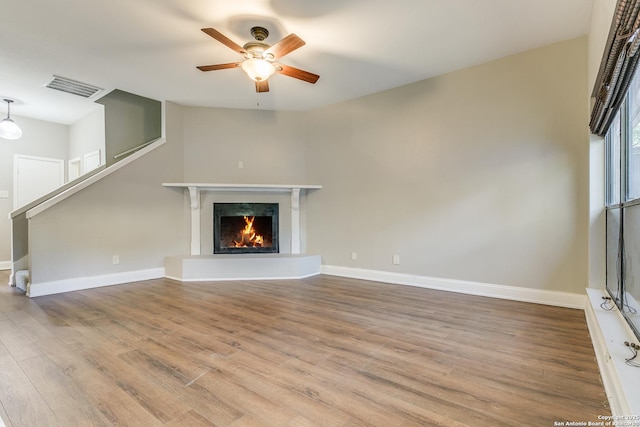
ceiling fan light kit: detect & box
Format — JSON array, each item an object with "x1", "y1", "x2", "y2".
[
  {"x1": 197, "y1": 26, "x2": 319, "y2": 93},
  {"x1": 0, "y1": 99, "x2": 22, "y2": 140},
  {"x1": 242, "y1": 58, "x2": 276, "y2": 82}
]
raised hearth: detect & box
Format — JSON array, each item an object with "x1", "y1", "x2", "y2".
[{"x1": 164, "y1": 254, "x2": 321, "y2": 281}]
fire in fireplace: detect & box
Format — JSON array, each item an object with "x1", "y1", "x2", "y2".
[{"x1": 213, "y1": 203, "x2": 279, "y2": 254}]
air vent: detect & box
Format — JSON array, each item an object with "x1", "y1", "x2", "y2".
[{"x1": 45, "y1": 76, "x2": 102, "y2": 98}]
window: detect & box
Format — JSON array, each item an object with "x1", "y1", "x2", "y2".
[
  {"x1": 605, "y1": 72, "x2": 640, "y2": 339},
  {"x1": 606, "y1": 110, "x2": 621, "y2": 206},
  {"x1": 628, "y1": 73, "x2": 640, "y2": 201}
]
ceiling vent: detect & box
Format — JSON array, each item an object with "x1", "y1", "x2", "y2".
[{"x1": 45, "y1": 76, "x2": 102, "y2": 98}]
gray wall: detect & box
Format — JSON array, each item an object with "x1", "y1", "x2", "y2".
[
  {"x1": 0, "y1": 115, "x2": 69, "y2": 262},
  {"x1": 181, "y1": 107, "x2": 307, "y2": 183},
  {"x1": 69, "y1": 107, "x2": 105, "y2": 167},
  {"x1": 304, "y1": 36, "x2": 589, "y2": 293},
  {"x1": 97, "y1": 90, "x2": 162, "y2": 167},
  {"x1": 29, "y1": 102, "x2": 187, "y2": 284},
  {"x1": 0, "y1": 108, "x2": 105, "y2": 266},
  {"x1": 25, "y1": 37, "x2": 591, "y2": 296}
]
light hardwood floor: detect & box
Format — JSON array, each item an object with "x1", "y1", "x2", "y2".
[{"x1": 0, "y1": 271, "x2": 609, "y2": 426}]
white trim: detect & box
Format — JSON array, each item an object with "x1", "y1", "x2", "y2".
[
  {"x1": 26, "y1": 138, "x2": 166, "y2": 219},
  {"x1": 188, "y1": 186, "x2": 201, "y2": 255},
  {"x1": 321, "y1": 265, "x2": 586, "y2": 309},
  {"x1": 162, "y1": 183, "x2": 322, "y2": 192},
  {"x1": 26, "y1": 268, "x2": 164, "y2": 297},
  {"x1": 584, "y1": 288, "x2": 640, "y2": 417},
  {"x1": 0, "y1": 261, "x2": 11, "y2": 271},
  {"x1": 291, "y1": 188, "x2": 301, "y2": 254}
]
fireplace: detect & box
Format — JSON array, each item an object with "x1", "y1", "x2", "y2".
[{"x1": 213, "y1": 203, "x2": 279, "y2": 254}]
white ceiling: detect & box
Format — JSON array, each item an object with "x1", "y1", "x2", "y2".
[{"x1": 0, "y1": 0, "x2": 594, "y2": 125}]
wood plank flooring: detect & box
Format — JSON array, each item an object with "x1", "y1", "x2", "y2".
[{"x1": 0, "y1": 271, "x2": 609, "y2": 426}]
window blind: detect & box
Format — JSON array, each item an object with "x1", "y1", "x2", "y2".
[{"x1": 590, "y1": 0, "x2": 640, "y2": 137}]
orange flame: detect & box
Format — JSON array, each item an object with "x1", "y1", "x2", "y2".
[{"x1": 233, "y1": 216, "x2": 264, "y2": 247}]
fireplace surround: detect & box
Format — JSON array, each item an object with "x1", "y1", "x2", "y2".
[
  {"x1": 162, "y1": 183, "x2": 322, "y2": 282},
  {"x1": 162, "y1": 183, "x2": 321, "y2": 256},
  {"x1": 213, "y1": 202, "x2": 279, "y2": 254}
]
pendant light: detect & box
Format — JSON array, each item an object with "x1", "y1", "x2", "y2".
[{"x1": 0, "y1": 99, "x2": 22, "y2": 140}]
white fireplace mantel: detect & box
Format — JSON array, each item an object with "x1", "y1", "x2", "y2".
[{"x1": 162, "y1": 183, "x2": 322, "y2": 255}]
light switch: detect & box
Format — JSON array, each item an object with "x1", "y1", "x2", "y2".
[{"x1": 0, "y1": 190, "x2": 9, "y2": 199}]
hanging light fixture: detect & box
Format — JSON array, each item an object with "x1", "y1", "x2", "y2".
[
  {"x1": 0, "y1": 99, "x2": 22, "y2": 140},
  {"x1": 241, "y1": 58, "x2": 276, "y2": 82},
  {"x1": 240, "y1": 27, "x2": 276, "y2": 83}
]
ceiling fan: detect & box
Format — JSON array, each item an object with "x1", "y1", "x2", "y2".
[{"x1": 197, "y1": 26, "x2": 320, "y2": 93}]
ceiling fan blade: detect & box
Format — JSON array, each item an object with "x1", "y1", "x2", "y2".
[
  {"x1": 265, "y1": 34, "x2": 305, "y2": 60},
  {"x1": 197, "y1": 62, "x2": 242, "y2": 72},
  {"x1": 255, "y1": 80, "x2": 270, "y2": 93},
  {"x1": 276, "y1": 64, "x2": 319, "y2": 84},
  {"x1": 201, "y1": 28, "x2": 246, "y2": 55}
]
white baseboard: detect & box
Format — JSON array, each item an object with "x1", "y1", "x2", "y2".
[
  {"x1": 0, "y1": 261, "x2": 12, "y2": 270},
  {"x1": 24, "y1": 264, "x2": 586, "y2": 307},
  {"x1": 27, "y1": 268, "x2": 165, "y2": 297},
  {"x1": 321, "y1": 265, "x2": 586, "y2": 309}
]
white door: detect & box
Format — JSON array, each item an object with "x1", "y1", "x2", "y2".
[
  {"x1": 83, "y1": 149, "x2": 101, "y2": 173},
  {"x1": 68, "y1": 157, "x2": 81, "y2": 181},
  {"x1": 14, "y1": 155, "x2": 65, "y2": 209}
]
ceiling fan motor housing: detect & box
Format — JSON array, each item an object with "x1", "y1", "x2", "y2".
[
  {"x1": 250, "y1": 26, "x2": 269, "y2": 41},
  {"x1": 244, "y1": 27, "x2": 272, "y2": 60},
  {"x1": 243, "y1": 41, "x2": 271, "y2": 59}
]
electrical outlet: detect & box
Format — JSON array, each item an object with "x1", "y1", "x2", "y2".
[
  {"x1": 351, "y1": 252, "x2": 357, "y2": 261},
  {"x1": 238, "y1": 160, "x2": 244, "y2": 169},
  {"x1": 392, "y1": 254, "x2": 400, "y2": 265},
  {"x1": 112, "y1": 254, "x2": 120, "y2": 265}
]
